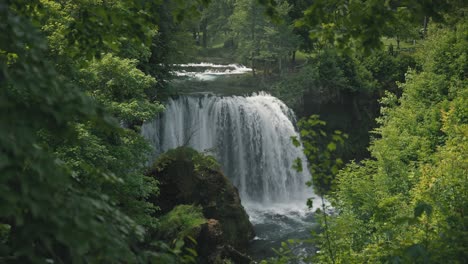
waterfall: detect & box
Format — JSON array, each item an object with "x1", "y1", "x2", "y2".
[{"x1": 142, "y1": 92, "x2": 312, "y2": 205}]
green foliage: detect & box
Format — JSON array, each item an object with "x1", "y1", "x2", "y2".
[
  {"x1": 260, "y1": 239, "x2": 310, "y2": 264},
  {"x1": 3, "y1": 0, "x2": 466, "y2": 263},
  {"x1": 80, "y1": 53, "x2": 163, "y2": 126},
  {"x1": 272, "y1": 49, "x2": 376, "y2": 110},
  {"x1": 272, "y1": 47, "x2": 417, "y2": 164},
  {"x1": 229, "y1": 0, "x2": 299, "y2": 74},
  {"x1": 0, "y1": 2, "x2": 152, "y2": 262},
  {"x1": 293, "y1": 115, "x2": 347, "y2": 196},
  {"x1": 297, "y1": 0, "x2": 466, "y2": 52},
  {"x1": 37, "y1": 0, "x2": 158, "y2": 60},
  {"x1": 157, "y1": 205, "x2": 206, "y2": 241},
  {"x1": 289, "y1": 115, "x2": 347, "y2": 264},
  {"x1": 0, "y1": 0, "x2": 201, "y2": 263},
  {"x1": 311, "y1": 21, "x2": 468, "y2": 263},
  {"x1": 362, "y1": 51, "x2": 417, "y2": 92},
  {"x1": 269, "y1": 15, "x2": 466, "y2": 264}
]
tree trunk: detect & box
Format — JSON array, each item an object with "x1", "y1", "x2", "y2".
[
  {"x1": 278, "y1": 57, "x2": 282, "y2": 76},
  {"x1": 201, "y1": 18, "x2": 208, "y2": 48},
  {"x1": 423, "y1": 16, "x2": 428, "y2": 38},
  {"x1": 251, "y1": 54, "x2": 256, "y2": 77},
  {"x1": 321, "y1": 196, "x2": 336, "y2": 264}
]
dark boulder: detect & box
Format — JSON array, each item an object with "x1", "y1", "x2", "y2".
[
  {"x1": 148, "y1": 147, "x2": 255, "y2": 257},
  {"x1": 198, "y1": 219, "x2": 253, "y2": 264}
]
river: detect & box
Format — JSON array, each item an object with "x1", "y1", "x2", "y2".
[{"x1": 142, "y1": 63, "x2": 319, "y2": 261}]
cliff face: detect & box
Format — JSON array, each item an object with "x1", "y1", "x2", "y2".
[{"x1": 148, "y1": 147, "x2": 255, "y2": 261}]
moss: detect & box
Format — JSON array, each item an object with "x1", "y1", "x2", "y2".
[
  {"x1": 153, "y1": 147, "x2": 220, "y2": 173},
  {"x1": 157, "y1": 205, "x2": 206, "y2": 241}
]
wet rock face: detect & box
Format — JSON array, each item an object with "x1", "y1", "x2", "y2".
[
  {"x1": 200, "y1": 219, "x2": 223, "y2": 246},
  {"x1": 148, "y1": 147, "x2": 255, "y2": 255},
  {"x1": 198, "y1": 219, "x2": 253, "y2": 264}
]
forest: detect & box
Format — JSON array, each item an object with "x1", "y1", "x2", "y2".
[{"x1": 0, "y1": 0, "x2": 466, "y2": 263}]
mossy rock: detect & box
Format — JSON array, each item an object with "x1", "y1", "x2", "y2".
[
  {"x1": 156, "y1": 205, "x2": 206, "y2": 241},
  {"x1": 148, "y1": 147, "x2": 255, "y2": 252}
]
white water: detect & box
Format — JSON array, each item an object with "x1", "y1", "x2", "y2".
[
  {"x1": 172, "y1": 62, "x2": 252, "y2": 81},
  {"x1": 142, "y1": 92, "x2": 320, "y2": 259},
  {"x1": 142, "y1": 92, "x2": 315, "y2": 205}
]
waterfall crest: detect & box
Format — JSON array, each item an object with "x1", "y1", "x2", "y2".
[{"x1": 142, "y1": 92, "x2": 311, "y2": 204}]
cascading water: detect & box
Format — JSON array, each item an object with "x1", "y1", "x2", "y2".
[
  {"x1": 142, "y1": 65, "x2": 319, "y2": 259},
  {"x1": 173, "y1": 62, "x2": 252, "y2": 81},
  {"x1": 142, "y1": 92, "x2": 311, "y2": 205}
]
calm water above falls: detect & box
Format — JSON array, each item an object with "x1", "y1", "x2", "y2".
[{"x1": 142, "y1": 71, "x2": 319, "y2": 260}]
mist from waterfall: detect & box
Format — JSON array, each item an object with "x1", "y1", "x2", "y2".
[{"x1": 141, "y1": 92, "x2": 313, "y2": 206}]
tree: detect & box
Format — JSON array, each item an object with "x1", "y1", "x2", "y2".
[
  {"x1": 295, "y1": 0, "x2": 466, "y2": 52},
  {"x1": 291, "y1": 115, "x2": 347, "y2": 264},
  {"x1": 0, "y1": 1, "x2": 149, "y2": 262},
  {"x1": 286, "y1": 0, "x2": 315, "y2": 59},
  {"x1": 230, "y1": 0, "x2": 299, "y2": 75},
  {"x1": 0, "y1": 0, "x2": 207, "y2": 262},
  {"x1": 312, "y1": 20, "x2": 467, "y2": 263},
  {"x1": 264, "y1": 9, "x2": 466, "y2": 264},
  {"x1": 200, "y1": 0, "x2": 236, "y2": 48}
]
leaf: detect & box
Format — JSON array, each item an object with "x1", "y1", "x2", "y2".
[
  {"x1": 187, "y1": 236, "x2": 198, "y2": 245},
  {"x1": 292, "y1": 157, "x2": 303, "y2": 172},
  {"x1": 185, "y1": 248, "x2": 198, "y2": 257},
  {"x1": 174, "y1": 239, "x2": 184, "y2": 250},
  {"x1": 291, "y1": 136, "x2": 301, "y2": 147},
  {"x1": 327, "y1": 142, "x2": 336, "y2": 151}
]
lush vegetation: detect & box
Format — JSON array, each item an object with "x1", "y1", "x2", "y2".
[
  {"x1": 0, "y1": 0, "x2": 207, "y2": 263},
  {"x1": 264, "y1": 6, "x2": 468, "y2": 264},
  {"x1": 339, "y1": 21, "x2": 464, "y2": 260},
  {"x1": 1, "y1": 0, "x2": 466, "y2": 263},
  {"x1": 307, "y1": 21, "x2": 467, "y2": 263}
]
